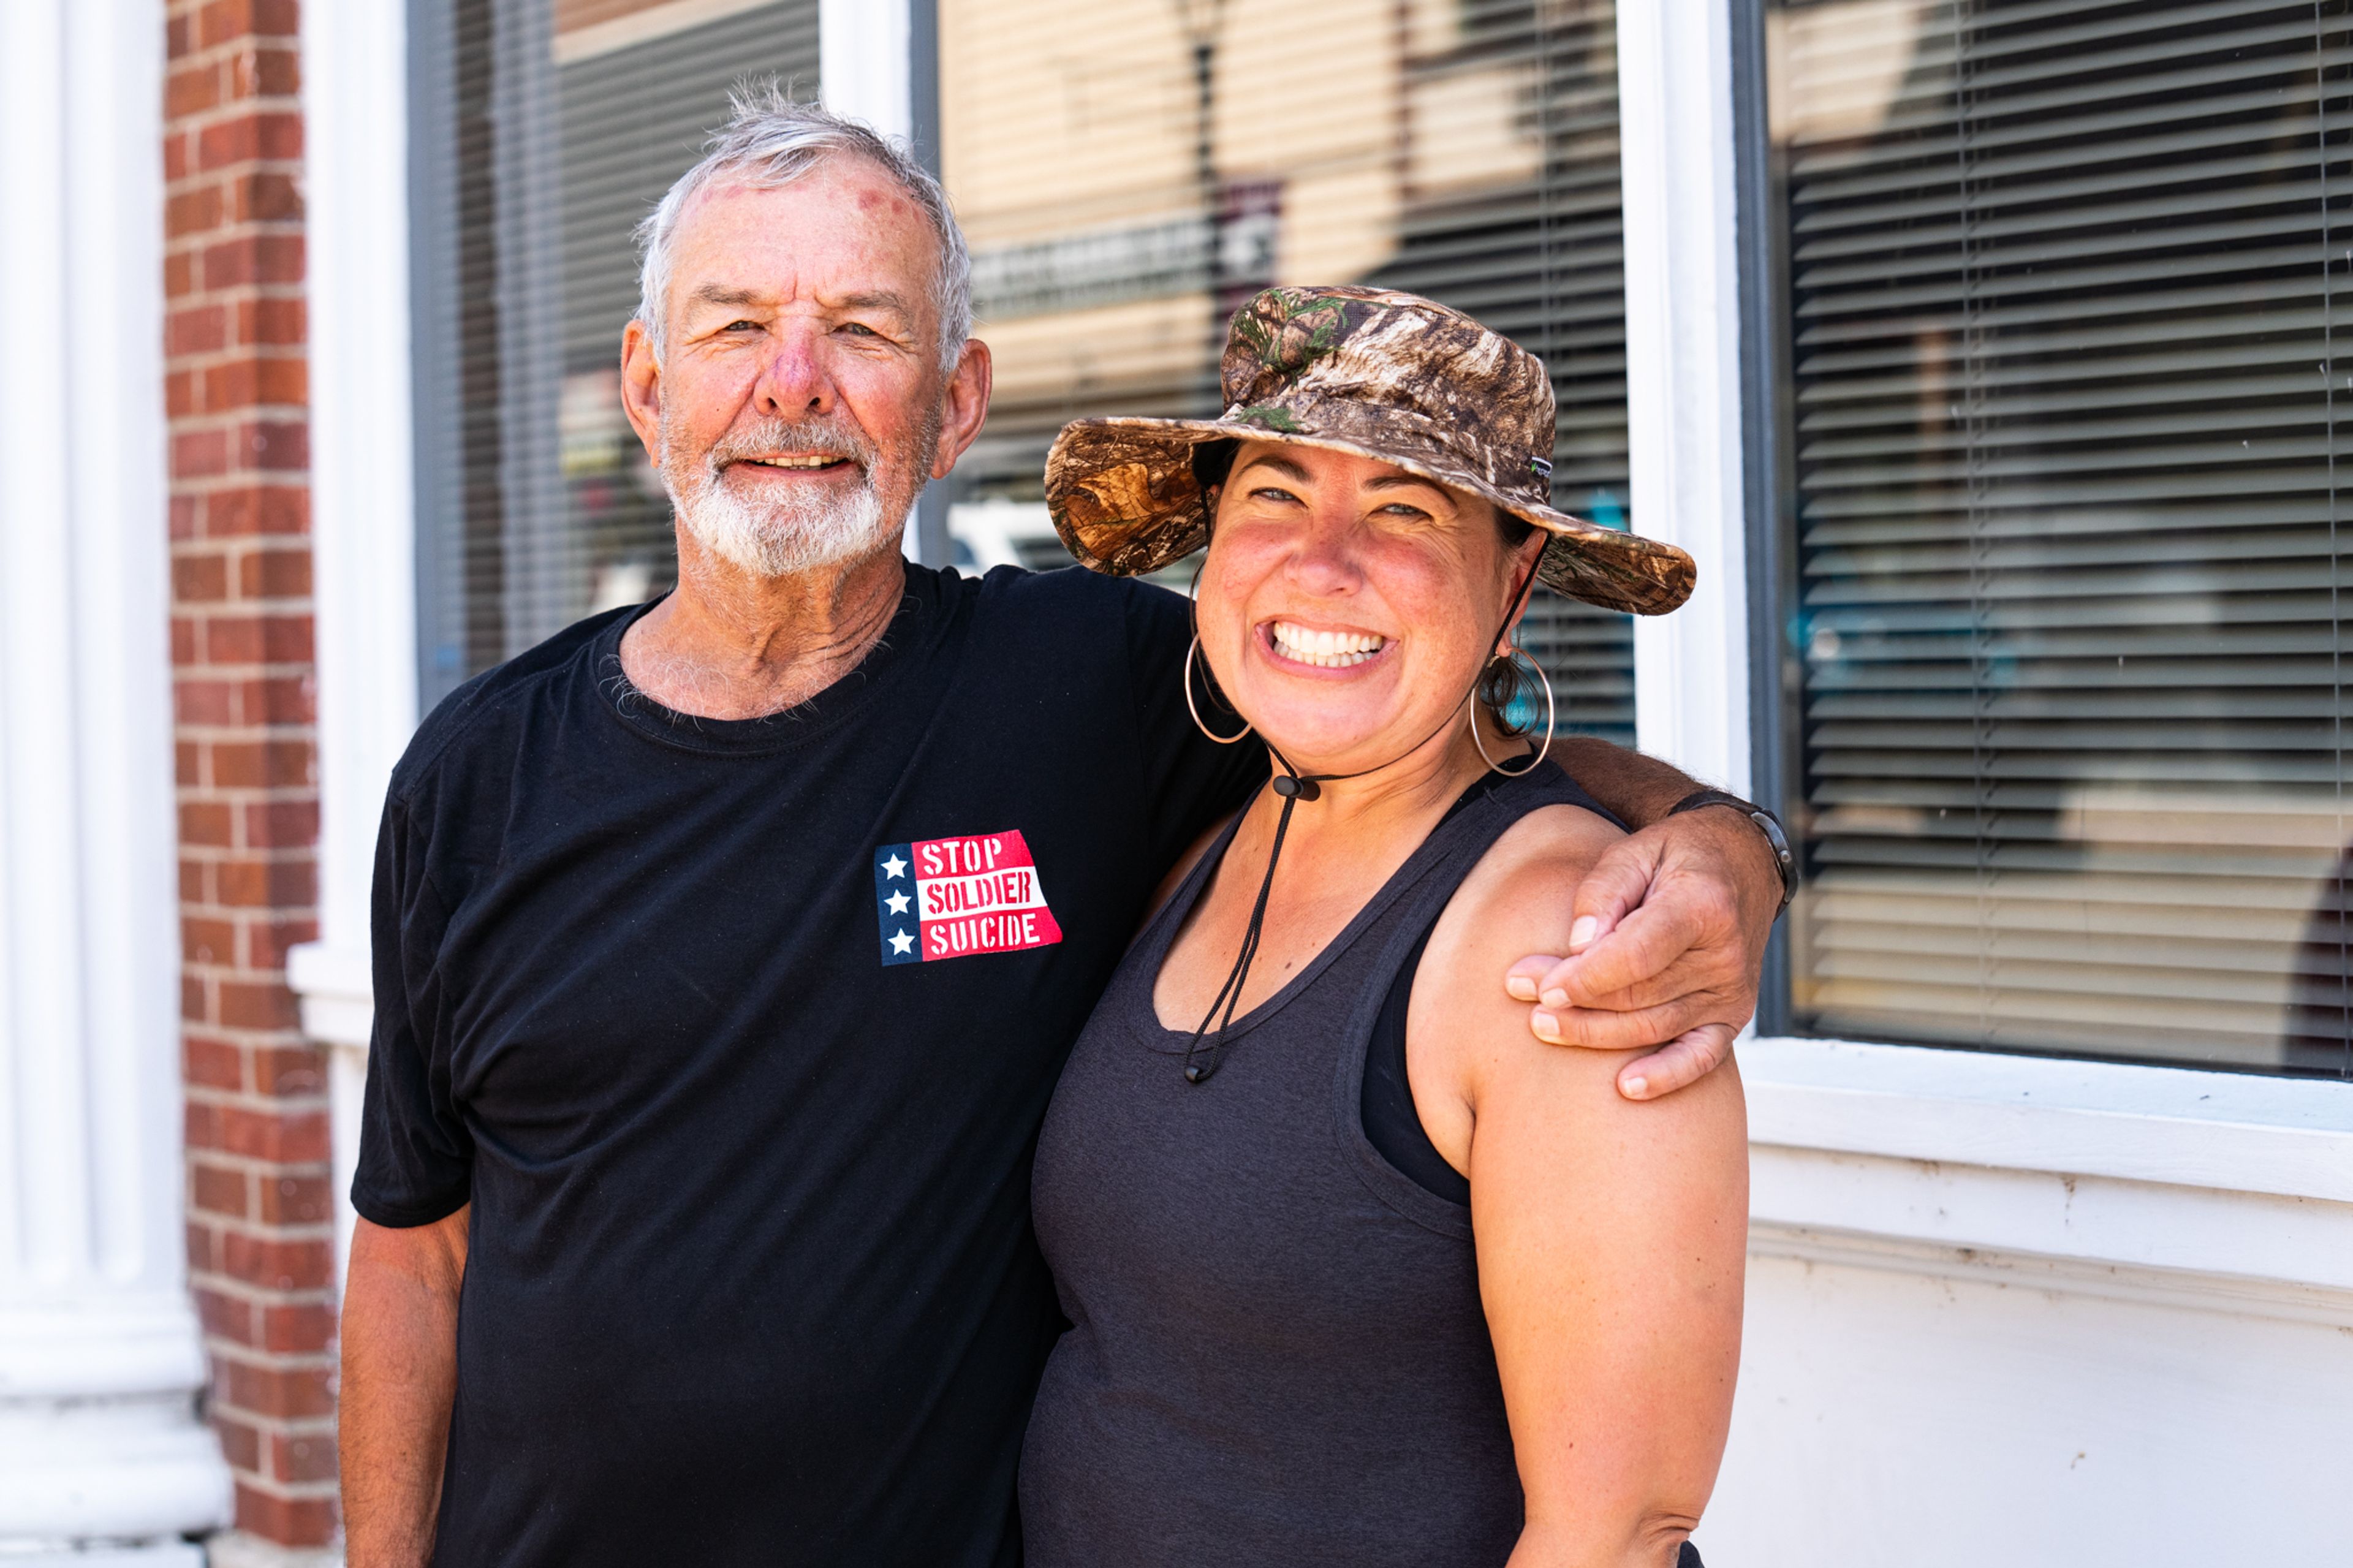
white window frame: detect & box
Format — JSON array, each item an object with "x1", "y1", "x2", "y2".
[
  {"x1": 1619, "y1": 0, "x2": 2353, "y2": 1316},
  {"x1": 298, "y1": 0, "x2": 2353, "y2": 1314}
]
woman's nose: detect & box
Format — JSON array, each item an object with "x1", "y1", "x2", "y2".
[{"x1": 1284, "y1": 513, "x2": 1364, "y2": 596}]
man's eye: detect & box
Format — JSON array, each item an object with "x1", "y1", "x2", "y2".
[
  {"x1": 723, "y1": 319, "x2": 761, "y2": 333},
  {"x1": 839, "y1": 322, "x2": 881, "y2": 338}
]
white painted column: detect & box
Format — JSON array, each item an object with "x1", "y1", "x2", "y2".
[
  {"x1": 1617, "y1": 0, "x2": 1751, "y2": 796},
  {"x1": 287, "y1": 0, "x2": 422, "y2": 1291},
  {"x1": 0, "y1": 0, "x2": 232, "y2": 1558},
  {"x1": 820, "y1": 0, "x2": 914, "y2": 142}
]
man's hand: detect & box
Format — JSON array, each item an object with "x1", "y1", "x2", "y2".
[{"x1": 1506, "y1": 803, "x2": 1781, "y2": 1100}]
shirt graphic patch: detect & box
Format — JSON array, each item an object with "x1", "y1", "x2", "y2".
[{"x1": 875, "y1": 830, "x2": 1063, "y2": 966}]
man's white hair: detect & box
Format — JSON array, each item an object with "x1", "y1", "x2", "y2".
[{"x1": 634, "y1": 83, "x2": 972, "y2": 373}]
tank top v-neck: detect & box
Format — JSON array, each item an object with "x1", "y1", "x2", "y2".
[{"x1": 1020, "y1": 760, "x2": 1613, "y2": 1567}]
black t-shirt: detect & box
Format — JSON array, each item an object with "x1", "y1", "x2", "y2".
[{"x1": 354, "y1": 563, "x2": 1262, "y2": 1567}]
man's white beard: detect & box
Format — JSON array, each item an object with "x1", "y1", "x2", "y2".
[{"x1": 662, "y1": 414, "x2": 902, "y2": 578}]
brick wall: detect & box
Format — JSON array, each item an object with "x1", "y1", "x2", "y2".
[{"x1": 163, "y1": 0, "x2": 337, "y2": 1549}]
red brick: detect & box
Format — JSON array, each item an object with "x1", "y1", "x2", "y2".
[
  {"x1": 166, "y1": 369, "x2": 197, "y2": 419},
  {"x1": 164, "y1": 248, "x2": 195, "y2": 298},
  {"x1": 166, "y1": 303, "x2": 227, "y2": 357},
  {"x1": 181, "y1": 800, "x2": 235, "y2": 847},
  {"x1": 192, "y1": 1167, "x2": 251, "y2": 1222},
  {"x1": 207, "y1": 357, "x2": 306, "y2": 413},
  {"x1": 230, "y1": 167, "x2": 303, "y2": 222},
  {"x1": 261, "y1": 1304, "x2": 337, "y2": 1359},
  {"x1": 174, "y1": 553, "x2": 230, "y2": 604},
  {"x1": 209, "y1": 1105, "x2": 330, "y2": 1165},
  {"x1": 237, "y1": 675, "x2": 316, "y2": 727},
  {"x1": 178, "y1": 853, "x2": 206, "y2": 901},
  {"x1": 216, "y1": 856, "x2": 315, "y2": 908},
  {"x1": 237, "y1": 545, "x2": 309, "y2": 599},
  {"x1": 184, "y1": 1034, "x2": 246, "y2": 1091},
  {"x1": 221, "y1": 1232, "x2": 331, "y2": 1293},
  {"x1": 195, "y1": 1282, "x2": 257, "y2": 1343},
  {"x1": 256, "y1": 1170, "x2": 331, "y2": 1225},
  {"x1": 219, "y1": 979, "x2": 299, "y2": 1030},
  {"x1": 221, "y1": 1355, "x2": 335, "y2": 1422},
  {"x1": 166, "y1": 183, "x2": 222, "y2": 239},
  {"x1": 194, "y1": 1105, "x2": 326, "y2": 1168},
  {"x1": 241, "y1": 420, "x2": 308, "y2": 471},
  {"x1": 175, "y1": 677, "x2": 235, "y2": 725},
  {"x1": 186, "y1": 1219, "x2": 219, "y2": 1274},
  {"x1": 173, "y1": 427, "x2": 230, "y2": 479},
  {"x1": 211, "y1": 1412, "x2": 262, "y2": 1473},
  {"x1": 252, "y1": 1045, "x2": 325, "y2": 1099},
  {"x1": 171, "y1": 494, "x2": 200, "y2": 539},
  {"x1": 203, "y1": 484, "x2": 306, "y2": 538},
  {"x1": 196, "y1": 111, "x2": 302, "y2": 171},
  {"x1": 203, "y1": 613, "x2": 312, "y2": 665},
  {"x1": 237, "y1": 295, "x2": 305, "y2": 346},
  {"x1": 167, "y1": 13, "x2": 193, "y2": 60},
  {"x1": 167, "y1": 61, "x2": 223, "y2": 120},
  {"x1": 243, "y1": 798, "x2": 317, "y2": 846},
  {"x1": 211, "y1": 740, "x2": 314, "y2": 789},
  {"x1": 202, "y1": 234, "x2": 305, "y2": 290},
  {"x1": 172, "y1": 619, "x2": 200, "y2": 665},
  {"x1": 183, "y1": 915, "x2": 238, "y2": 967},
  {"x1": 183, "y1": 973, "x2": 208, "y2": 1022},
  {"x1": 233, "y1": 47, "x2": 303, "y2": 102},
  {"x1": 243, "y1": 919, "x2": 318, "y2": 971},
  {"x1": 232, "y1": 1483, "x2": 336, "y2": 1550},
  {"x1": 199, "y1": 0, "x2": 303, "y2": 50}
]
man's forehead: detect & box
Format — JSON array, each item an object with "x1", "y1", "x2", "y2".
[{"x1": 669, "y1": 162, "x2": 939, "y2": 309}]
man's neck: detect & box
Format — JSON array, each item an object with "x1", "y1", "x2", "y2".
[{"x1": 618, "y1": 538, "x2": 910, "y2": 720}]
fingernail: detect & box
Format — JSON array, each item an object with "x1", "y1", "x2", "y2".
[
  {"x1": 1531, "y1": 1011, "x2": 1559, "y2": 1041},
  {"x1": 1540, "y1": 988, "x2": 1568, "y2": 1010},
  {"x1": 1624, "y1": 1075, "x2": 1649, "y2": 1099},
  {"x1": 1506, "y1": 975, "x2": 1537, "y2": 1001},
  {"x1": 1569, "y1": 916, "x2": 1599, "y2": 951}
]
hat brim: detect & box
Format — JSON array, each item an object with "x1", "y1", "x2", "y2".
[{"x1": 1044, "y1": 416, "x2": 1695, "y2": 616}]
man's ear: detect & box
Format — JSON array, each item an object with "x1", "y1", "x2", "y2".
[
  {"x1": 620, "y1": 318, "x2": 663, "y2": 460},
  {"x1": 931, "y1": 337, "x2": 994, "y2": 481}
]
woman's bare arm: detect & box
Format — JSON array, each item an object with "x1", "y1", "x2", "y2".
[{"x1": 1417, "y1": 811, "x2": 1749, "y2": 1568}]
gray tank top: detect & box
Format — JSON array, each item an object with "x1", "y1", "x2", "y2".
[{"x1": 1021, "y1": 762, "x2": 1603, "y2": 1568}]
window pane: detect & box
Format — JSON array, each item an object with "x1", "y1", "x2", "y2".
[
  {"x1": 409, "y1": 0, "x2": 822, "y2": 700},
  {"x1": 937, "y1": 0, "x2": 1637, "y2": 744},
  {"x1": 1763, "y1": 0, "x2": 2352, "y2": 1074}
]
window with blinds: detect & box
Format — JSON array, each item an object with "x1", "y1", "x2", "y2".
[
  {"x1": 409, "y1": 0, "x2": 821, "y2": 702},
  {"x1": 938, "y1": 0, "x2": 1636, "y2": 743},
  {"x1": 1762, "y1": 0, "x2": 2351, "y2": 1074}
]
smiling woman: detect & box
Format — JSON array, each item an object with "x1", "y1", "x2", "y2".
[{"x1": 1020, "y1": 286, "x2": 1741, "y2": 1568}]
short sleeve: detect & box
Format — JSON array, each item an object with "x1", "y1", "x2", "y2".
[
  {"x1": 350, "y1": 786, "x2": 475, "y2": 1227},
  {"x1": 1122, "y1": 579, "x2": 1268, "y2": 874}
]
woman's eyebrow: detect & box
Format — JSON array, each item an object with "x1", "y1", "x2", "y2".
[
  {"x1": 1235, "y1": 453, "x2": 1314, "y2": 483},
  {"x1": 1363, "y1": 473, "x2": 1454, "y2": 506}
]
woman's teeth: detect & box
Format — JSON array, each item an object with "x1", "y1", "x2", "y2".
[{"x1": 1270, "y1": 621, "x2": 1387, "y2": 668}]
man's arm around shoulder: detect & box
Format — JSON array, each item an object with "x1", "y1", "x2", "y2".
[{"x1": 341, "y1": 1205, "x2": 469, "y2": 1568}]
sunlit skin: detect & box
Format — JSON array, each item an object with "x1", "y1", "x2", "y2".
[
  {"x1": 1158, "y1": 440, "x2": 1746, "y2": 1568},
  {"x1": 612, "y1": 158, "x2": 993, "y2": 718}
]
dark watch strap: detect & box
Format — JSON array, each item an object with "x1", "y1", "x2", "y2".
[{"x1": 1667, "y1": 789, "x2": 1797, "y2": 914}]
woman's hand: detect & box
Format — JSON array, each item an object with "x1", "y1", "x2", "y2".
[{"x1": 1506, "y1": 803, "x2": 1779, "y2": 1099}]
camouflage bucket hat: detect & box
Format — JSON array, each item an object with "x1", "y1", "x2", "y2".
[{"x1": 1044, "y1": 284, "x2": 1694, "y2": 616}]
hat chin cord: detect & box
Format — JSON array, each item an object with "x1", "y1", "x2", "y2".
[{"x1": 1181, "y1": 561, "x2": 1544, "y2": 1083}]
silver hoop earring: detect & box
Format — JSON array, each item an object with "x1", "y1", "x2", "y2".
[
  {"x1": 1471, "y1": 648, "x2": 1554, "y2": 777},
  {"x1": 1185, "y1": 636, "x2": 1252, "y2": 745}
]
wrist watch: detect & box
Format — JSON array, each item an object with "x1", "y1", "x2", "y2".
[{"x1": 1666, "y1": 789, "x2": 1797, "y2": 915}]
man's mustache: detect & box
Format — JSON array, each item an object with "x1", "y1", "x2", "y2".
[{"x1": 705, "y1": 419, "x2": 876, "y2": 475}]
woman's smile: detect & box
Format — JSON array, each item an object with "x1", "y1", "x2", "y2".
[{"x1": 1258, "y1": 617, "x2": 1396, "y2": 673}]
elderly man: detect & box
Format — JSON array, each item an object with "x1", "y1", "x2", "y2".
[{"x1": 339, "y1": 94, "x2": 1787, "y2": 1568}]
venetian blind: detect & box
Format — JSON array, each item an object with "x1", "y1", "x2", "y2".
[
  {"x1": 411, "y1": 0, "x2": 822, "y2": 700},
  {"x1": 939, "y1": 0, "x2": 1635, "y2": 743},
  {"x1": 1770, "y1": 0, "x2": 2351, "y2": 1073}
]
